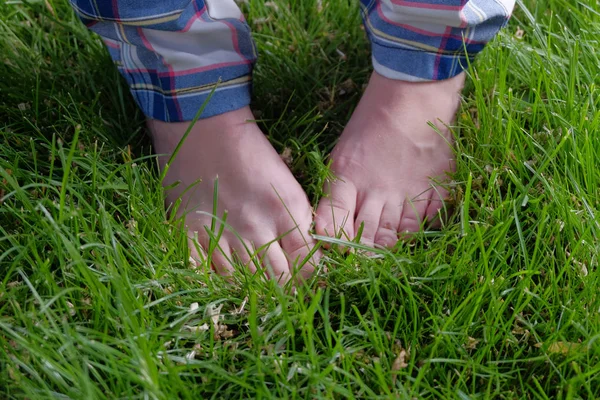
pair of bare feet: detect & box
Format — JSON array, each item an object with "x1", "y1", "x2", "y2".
[{"x1": 148, "y1": 71, "x2": 466, "y2": 283}]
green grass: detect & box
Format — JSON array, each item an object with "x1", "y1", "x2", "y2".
[{"x1": 1, "y1": 0, "x2": 599, "y2": 398}]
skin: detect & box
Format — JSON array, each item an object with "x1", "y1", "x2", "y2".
[
  {"x1": 148, "y1": 106, "x2": 320, "y2": 283},
  {"x1": 315, "y1": 71, "x2": 466, "y2": 248},
  {"x1": 149, "y1": 70, "x2": 465, "y2": 281}
]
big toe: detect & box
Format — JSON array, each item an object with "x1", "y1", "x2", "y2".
[
  {"x1": 188, "y1": 223, "x2": 236, "y2": 276},
  {"x1": 260, "y1": 241, "x2": 294, "y2": 284},
  {"x1": 279, "y1": 217, "x2": 322, "y2": 282},
  {"x1": 315, "y1": 177, "x2": 357, "y2": 242}
]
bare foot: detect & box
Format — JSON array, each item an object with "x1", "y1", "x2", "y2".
[
  {"x1": 149, "y1": 107, "x2": 319, "y2": 283},
  {"x1": 315, "y1": 71, "x2": 465, "y2": 248}
]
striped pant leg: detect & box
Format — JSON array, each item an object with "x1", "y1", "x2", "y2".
[
  {"x1": 70, "y1": 0, "x2": 257, "y2": 122},
  {"x1": 360, "y1": 0, "x2": 516, "y2": 81}
]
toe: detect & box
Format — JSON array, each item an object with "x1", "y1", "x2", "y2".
[
  {"x1": 209, "y1": 240, "x2": 236, "y2": 276},
  {"x1": 279, "y1": 220, "x2": 321, "y2": 282},
  {"x1": 315, "y1": 177, "x2": 357, "y2": 241},
  {"x1": 188, "y1": 235, "x2": 207, "y2": 269},
  {"x1": 425, "y1": 188, "x2": 448, "y2": 229},
  {"x1": 256, "y1": 241, "x2": 292, "y2": 284},
  {"x1": 274, "y1": 193, "x2": 321, "y2": 281},
  {"x1": 188, "y1": 227, "x2": 236, "y2": 275},
  {"x1": 398, "y1": 195, "x2": 429, "y2": 234},
  {"x1": 374, "y1": 202, "x2": 402, "y2": 248},
  {"x1": 190, "y1": 218, "x2": 236, "y2": 276},
  {"x1": 230, "y1": 238, "x2": 258, "y2": 273},
  {"x1": 354, "y1": 197, "x2": 384, "y2": 248}
]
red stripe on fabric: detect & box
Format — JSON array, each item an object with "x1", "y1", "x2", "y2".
[
  {"x1": 111, "y1": 0, "x2": 120, "y2": 18},
  {"x1": 193, "y1": 0, "x2": 207, "y2": 14},
  {"x1": 137, "y1": 27, "x2": 183, "y2": 121},
  {"x1": 103, "y1": 39, "x2": 120, "y2": 49},
  {"x1": 222, "y1": 20, "x2": 249, "y2": 63},
  {"x1": 182, "y1": 12, "x2": 202, "y2": 31},
  {"x1": 198, "y1": 0, "x2": 248, "y2": 63},
  {"x1": 459, "y1": 0, "x2": 468, "y2": 28},
  {"x1": 182, "y1": 5, "x2": 207, "y2": 32},
  {"x1": 433, "y1": 25, "x2": 452, "y2": 79},
  {"x1": 170, "y1": 60, "x2": 252, "y2": 75}
]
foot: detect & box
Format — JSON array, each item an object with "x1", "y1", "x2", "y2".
[
  {"x1": 149, "y1": 106, "x2": 320, "y2": 283},
  {"x1": 315, "y1": 71, "x2": 465, "y2": 248}
]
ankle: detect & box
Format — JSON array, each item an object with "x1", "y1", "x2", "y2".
[
  {"x1": 369, "y1": 71, "x2": 465, "y2": 104},
  {"x1": 147, "y1": 106, "x2": 256, "y2": 151}
]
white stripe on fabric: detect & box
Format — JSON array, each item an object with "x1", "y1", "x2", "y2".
[
  {"x1": 380, "y1": 0, "x2": 464, "y2": 28},
  {"x1": 466, "y1": 2, "x2": 487, "y2": 23},
  {"x1": 142, "y1": 19, "x2": 244, "y2": 72}
]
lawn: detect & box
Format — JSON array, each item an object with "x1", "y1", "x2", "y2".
[{"x1": 1, "y1": 0, "x2": 599, "y2": 398}]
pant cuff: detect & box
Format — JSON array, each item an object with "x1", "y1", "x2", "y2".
[
  {"x1": 370, "y1": 39, "x2": 469, "y2": 82},
  {"x1": 130, "y1": 75, "x2": 253, "y2": 122}
]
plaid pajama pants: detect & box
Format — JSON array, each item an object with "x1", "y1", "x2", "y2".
[{"x1": 70, "y1": 0, "x2": 515, "y2": 122}]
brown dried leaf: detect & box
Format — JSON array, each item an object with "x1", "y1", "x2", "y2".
[
  {"x1": 338, "y1": 78, "x2": 356, "y2": 95},
  {"x1": 8, "y1": 366, "x2": 18, "y2": 381},
  {"x1": 206, "y1": 303, "x2": 236, "y2": 340},
  {"x1": 66, "y1": 301, "x2": 76, "y2": 317},
  {"x1": 515, "y1": 27, "x2": 525, "y2": 39},
  {"x1": 464, "y1": 337, "x2": 479, "y2": 350},
  {"x1": 280, "y1": 147, "x2": 293, "y2": 167},
  {"x1": 546, "y1": 341, "x2": 581, "y2": 356},
  {"x1": 7, "y1": 281, "x2": 21, "y2": 289},
  {"x1": 253, "y1": 16, "x2": 271, "y2": 26},
  {"x1": 391, "y1": 345, "x2": 409, "y2": 385},
  {"x1": 220, "y1": 329, "x2": 235, "y2": 339},
  {"x1": 185, "y1": 323, "x2": 210, "y2": 333},
  {"x1": 126, "y1": 218, "x2": 137, "y2": 234},
  {"x1": 233, "y1": 297, "x2": 248, "y2": 315}
]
